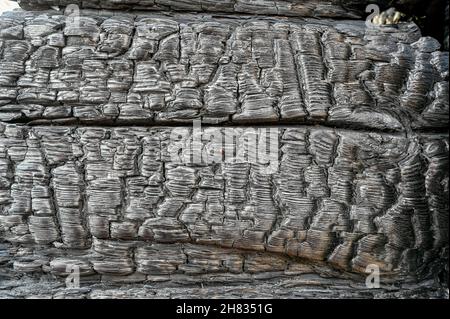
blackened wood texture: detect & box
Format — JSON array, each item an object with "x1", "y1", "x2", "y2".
[
  {"x1": 0, "y1": 124, "x2": 448, "y2": 281},
  {"x1": 14, "y1": 0, "x2": 365, "y2": 17},
  {"x1": 0, "y1": 11, "x2": 448, "y2": 130}
]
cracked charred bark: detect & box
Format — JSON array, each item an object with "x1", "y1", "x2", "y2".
[{"x1": 0, "y1": 1, "x2": 448, "y2": 299}]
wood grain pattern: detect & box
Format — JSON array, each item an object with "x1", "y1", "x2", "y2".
[
  {"x1": 14, "y1": 0, "x2": 365, "y2": 18},
  {"x1": 0, "y1": 2, "x2": 448, "y2": 298},
  {"x1": 0, "y1": 10, "x2": 448, "y2": 130},
  {"x1": 0, "y1": 124, "x2": 448, "y2": 281}
]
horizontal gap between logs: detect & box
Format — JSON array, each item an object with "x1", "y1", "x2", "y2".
[{"x1": 4, "y1": 118, "x2": 448, "y2": 136}]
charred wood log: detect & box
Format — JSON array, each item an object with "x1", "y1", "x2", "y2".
[
  {"x1": 0, "y1": 1, "x2": 448, "y2": 299},
  {"x1": 0, "y1": 124, "x2": 448, "y2": 284},
  {"x1": 13, "y1": 0, "x2": 366, "y2": 18},
  {"x1": 0, "y1": 10, "x2": 448, "y2": 130}
]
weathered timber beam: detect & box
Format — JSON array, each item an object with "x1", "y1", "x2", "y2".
[
  {"x1": 13, "y1": 0, "x2": 367, "y2": 18},
  {"x1": 0, "y1": 123, "x2": 448, "y2": 282},
  {"x1": 0, "y1": 10, "x2": 448, "y2": 130}
]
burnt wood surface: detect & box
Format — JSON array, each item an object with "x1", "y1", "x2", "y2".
[
  {"x1": 13, "y1": 0, "x2": 366, "y2": 18},
  {"x1": 0, "y1": 123, "x2": 448, "y2": 297},
  {"x1": 0, "y1": 10, "x2": 448, "y2": 130},
  {"x1": 0, "y1": 2, "x2": 448, "y2": 299}
]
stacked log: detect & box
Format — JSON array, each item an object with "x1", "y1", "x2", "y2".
[{"x1": 0, "y1": 0, "x2": 448, "y2": 298}]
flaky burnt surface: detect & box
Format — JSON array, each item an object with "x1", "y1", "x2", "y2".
[
  {"x1": 14, "y1": 0, "x2": 365, "y2": 18},
  {"x1": 0, "y1": 11, "x2": 448, "y2": 130},
  {"x1": 0, "y1": 124, "x2": 448, "y2": 282},
  {"x1": 0, "y1": 4, "x2": 448, "y2": 298}
]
